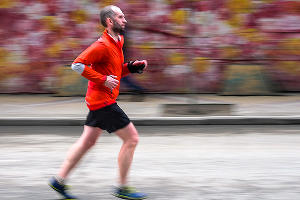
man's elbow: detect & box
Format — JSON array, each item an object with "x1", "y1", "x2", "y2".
[{"x1": 71, "y1": 63, "x2": 85, "y2": 74}]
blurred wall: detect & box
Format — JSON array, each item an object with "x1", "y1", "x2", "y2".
[{"x1": 1, "y1": 0, "x2": 300, "y2": 94}]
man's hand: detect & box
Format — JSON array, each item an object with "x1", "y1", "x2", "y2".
[
  {"x1": 104, "y1": 75, "x2": 119, "y2": 92},
  {"x1": 128, "y1": 60, "x2": 148, "y2": 74},
  {"x1": 133, "y1": 60, "x2": 147, "y2": 73}
]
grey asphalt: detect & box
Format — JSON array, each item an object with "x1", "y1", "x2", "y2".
[
  {"x1": 1, "y1": 93, "x2": 300, "y2": 125},
  {"x1": 0, "y1": 125, "x2": 300, "y2": 200}
]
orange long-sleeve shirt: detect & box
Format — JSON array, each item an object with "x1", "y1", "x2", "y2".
[{"x1": 73, "y1": 29, "x2": 130, "y2": 110}]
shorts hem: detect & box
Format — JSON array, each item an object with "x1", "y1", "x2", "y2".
[{"x1": 107, "y1": 120, "x2": 131, "y2": 133}]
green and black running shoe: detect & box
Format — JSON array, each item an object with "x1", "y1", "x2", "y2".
[
  {"x1": 113, "y1": 186, "x2": 147, "y2": 200},
  {"x1": 49, "y1": 177, "x2": 78, "y2": 200}
]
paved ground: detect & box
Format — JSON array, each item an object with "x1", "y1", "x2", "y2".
[
  {"x1": 1, "y1": 93, "x2": 300, "y2": 118},
  {"x1": 1, "y1": 125, "x2": 300, "y2": 200}
]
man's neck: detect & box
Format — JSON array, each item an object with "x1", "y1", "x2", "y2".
[{"x1": 107, "y1": 29, "x2": 119, "y2": 42}]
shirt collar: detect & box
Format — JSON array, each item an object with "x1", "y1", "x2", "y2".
[{"x1": 105, "y1": 29, "x2": 121, "y2": 42}]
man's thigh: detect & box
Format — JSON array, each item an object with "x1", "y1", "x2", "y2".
[
  {"x1": 115, "y1": 122, "x2": 139, "y2": 141},
  {"x1": 79, "y1": 125, "x2": 103, "y2": 143}
]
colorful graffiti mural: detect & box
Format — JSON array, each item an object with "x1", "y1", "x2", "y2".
[{"x1": 1, "y1": 0, "x2": 300, "y2": 94}]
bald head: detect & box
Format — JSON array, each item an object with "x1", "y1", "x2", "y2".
[{"x1": 100, "y1": 5, "x2": 122, "y2": 27}]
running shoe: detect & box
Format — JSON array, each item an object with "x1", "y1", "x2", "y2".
[
  {"x1": 113, "y1": 186, "x2": 147, "y2": 199},
  {"x1": 49, "y1": 177, "x2": 78, "y2": 200}
]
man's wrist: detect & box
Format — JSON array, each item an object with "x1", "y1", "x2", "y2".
[
  {"x1": 127, "y1": 61, "x2": 135, "y2": 73},
  {"x1": 102, "y1": 75, "x2": 107, "y2": 82}
]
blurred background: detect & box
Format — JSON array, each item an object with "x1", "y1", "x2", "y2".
[
  {"x1": 1, "y1": 0, "x2": 300, "y2": 95},
  {"x1": 1, "y1": 2, "x2": 300, "y2": 199}
]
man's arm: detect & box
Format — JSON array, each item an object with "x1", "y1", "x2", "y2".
[
  {"x1": 72, "y1": 63, "x2": 106, "y2": 84},
  {"x1": 72, "y1": 63, "x2": 119, "y2": 90},
  {"x1": 71, "y1": 42, "x2": 119, "y2": 90}
]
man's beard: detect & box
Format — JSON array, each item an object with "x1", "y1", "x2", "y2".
[{"x1": 112, "y1": 20, "x2": 125, "y2": 35}]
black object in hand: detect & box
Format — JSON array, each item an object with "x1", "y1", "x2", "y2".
[{"x1": 127, "y1": 61, "x2": 145, "y2": 74}]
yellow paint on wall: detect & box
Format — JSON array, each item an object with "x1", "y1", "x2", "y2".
[
  {"x1": 226, "y1": 0, "x2": 253, "y2": 13},
  {"x1": 45, "y1": 42, "x2": 64, "y2": 58},
  {"x1": 171, "y1": 9, "x2": 188, "y2": 25},
  {"x1": 138, "y1": 43, "x2": 155, "y2": 56},
  {"x1": 280, "y1": 38, "x2": 300, "y2": 55},
  {"x1": 0, "y1": 48, "x2": 9, "y2": 66},
  {"x1": 227, "y1": 14, "x2": 243, "y2": 27},
  {"x1": 0, "y1": 0, "x2": 16, "y2": 8},
  {"x1": 237, "y1": 28, "x2": 265, "y2": 43},
  {"x1": 41, "y1": 16, "x2": 61, "y2": 31},
  {"x1": 70, "y1": 10, "x2": 88, "y2": 24},
  {"x1": 168, "y1": 52, "x2": 185, "y2": 65},
  {"x1": 100, "y1": 0, "x2": 117, "y2": 7},
  {"x1": 192, "y1": 57, "x2": 210, "y2": 73},
  {"x1": 275, "y1": 61, "x2": 300, "y2": 75},
  {"x1": 221, "y1": 46, "x2": 242, "y2": 59},
  {"x1": 66, "y1": 38, "x2": 80, "y2": 49}
]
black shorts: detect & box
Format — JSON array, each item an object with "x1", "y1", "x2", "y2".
[{"x1": 85, "y1": 103, "x2": 130, "y2": 133}]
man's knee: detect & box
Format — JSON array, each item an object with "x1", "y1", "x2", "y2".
[
  {"x1": 124, "y1": 131, "x2": 139, "y2": 148},
  {"x1": 116, "y1": 122, "x2": 139, "y2": 147},
  {"x1": 77, "y1": 137, "x2": 97, "y2": 150},
  {"x1": 85, "y1": 139, "x2": 98, "y2": 149},
  {"x1": 128, "y1": 135, "x2": 139, "y2": 147}
]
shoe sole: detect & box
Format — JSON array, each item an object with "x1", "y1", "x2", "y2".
[
  {"x1": 113, "y1": 193, "x2": 147, "y2": 200},
  {"x1": 49, "y1": 184, "x2": 77, "y2": 200}
]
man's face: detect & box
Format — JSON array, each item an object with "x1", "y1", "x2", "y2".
[{"x1": 111, "y1": 7, "x2": 127, "y2": 34}]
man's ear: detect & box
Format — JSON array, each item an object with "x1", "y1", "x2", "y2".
[{"x1": 107, "y1": 18, "x2": 113, "y2": 26}]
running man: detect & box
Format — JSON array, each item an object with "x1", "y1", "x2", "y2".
[{"x1": 49, "y1": 5, "x2": 148, "y2": 200}]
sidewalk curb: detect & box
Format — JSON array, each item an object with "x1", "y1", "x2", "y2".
[{"x1": 1, "y1": 116, "x2": 300, "y2": 126}]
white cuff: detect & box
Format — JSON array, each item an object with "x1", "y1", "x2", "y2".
[{"x1": 71, "y1": 63, "x2": 85, "y2": 74}]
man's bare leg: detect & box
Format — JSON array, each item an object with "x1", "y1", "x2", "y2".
[
  {"x1": 115, "y1": 122, "x2": 139, "y2": 185},
  {"x1": 58, "y1": 125, "x2": 102, "y2": 179},
  {"x1": 113, "y1": 122, "x2": 147, "y2": 199}
]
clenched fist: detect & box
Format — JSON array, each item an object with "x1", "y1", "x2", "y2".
[{"x1": 104, "y1": 75, "x2": 119, "y2": 92}]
